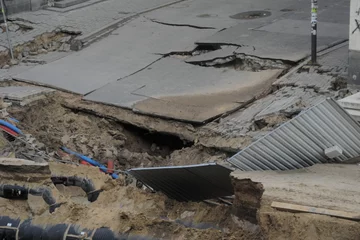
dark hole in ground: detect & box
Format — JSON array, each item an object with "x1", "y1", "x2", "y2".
[
  {"x1": 8, "y1": 94, "x2": 195, "y2": 168},
  {"x1": 230, "y1": 11, "x2": 271, "y2": 20},
  {"x1": 122, "y1": 123, "x2": 193, "y2": 157}
]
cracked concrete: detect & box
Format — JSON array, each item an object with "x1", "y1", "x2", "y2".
[
  {"x1": 13, "y1": 17, "x2": 218, "y2": 94},
  {"x1": 84, "y1": 57, "x2": 282, "y2": 123},
  {"x1": 0, "y1": 0, "x2": 184, "y2": 53},
  {"x1": 148, "y1": 18, "x2": 216, "y2": 29},
  {"x1": 273, "y1": 43, "x2": 349, "y2": 92}
]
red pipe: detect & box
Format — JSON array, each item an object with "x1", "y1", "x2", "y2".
[{"x1": 0, "y1": 125, "x2": 18, "y2": 137}]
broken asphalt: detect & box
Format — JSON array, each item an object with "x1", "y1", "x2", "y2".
[{"x1": 0, "y1": 0, "x2": 351, "y2": 151}]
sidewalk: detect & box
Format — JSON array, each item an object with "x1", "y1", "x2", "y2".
[{"x1": 0, "y1": 0, "x2": 182, "y2": 48}]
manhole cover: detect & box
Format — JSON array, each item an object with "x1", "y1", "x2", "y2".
[{"x1": 230, "y1": 11, "x2": 271, "y2": 20}]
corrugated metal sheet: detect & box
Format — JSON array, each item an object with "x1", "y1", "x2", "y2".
[
  {"x1": 128, "y1": 163, "x2": 234, "y2": 201},
  {"x1": 227, "y1": 98, "x2": 360, "y2": 171}
]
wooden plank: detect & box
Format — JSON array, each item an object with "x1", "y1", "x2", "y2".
[{"x1": 271, "y1": 201, "x2": 360, "y2": 221}]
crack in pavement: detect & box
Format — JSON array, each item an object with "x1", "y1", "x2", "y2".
[{"x1": 147, "y1": 18, "x2": 216, "y2": 29}]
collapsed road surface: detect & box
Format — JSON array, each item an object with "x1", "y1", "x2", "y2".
[{"x1": 0, "y1": 0, "x2": 358, "y2": 238}]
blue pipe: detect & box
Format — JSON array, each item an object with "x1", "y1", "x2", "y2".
[
  {"x1": 8, "y1": 117, "x2": 19, "y2": 123},
  {"x1": 60, "y1": 147, "x2": 119, "y2": 179},
  {"x1": 0, "y1": 120, "x2": 22, "y2": 134}
]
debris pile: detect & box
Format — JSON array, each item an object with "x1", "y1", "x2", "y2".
[{"x1": 0, "y1": 76, "x2": 360, "y2": 239}]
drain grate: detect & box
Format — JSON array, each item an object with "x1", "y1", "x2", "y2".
[{"x1": 230, "y1": 11, "x2": 271, "y2": 20}]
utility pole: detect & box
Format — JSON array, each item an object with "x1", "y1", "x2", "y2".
[
  {"x1": 0, "y1": 0, "x2": 13, "y2": 60},
  {"x1": 311, "y1": 0, "x2": 318, "y2": 64}
]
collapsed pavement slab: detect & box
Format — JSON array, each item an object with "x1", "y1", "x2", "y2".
[
  {"x1": 199, "y1": 86, "x2": 327, "y2": 151},
  {"x1": 196, "y1": 16, "x2": 348, "y2": 63},
  {"x1": 13, "y1": 17, "x2": 217, "y2": 95},
  {"x1": 197, "y1": 24, "x2": 345, "y2": 62},
  {"x1": 0, "y1": 86, "x2": 55, "y2": 106},
  {"x1": 85, "y1": 58, "x2": 282, "y2": 123}
]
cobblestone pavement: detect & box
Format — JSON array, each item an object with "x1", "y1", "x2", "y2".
[{"x1": 0, "y1": 0, "x2": 180, "y2": 48}]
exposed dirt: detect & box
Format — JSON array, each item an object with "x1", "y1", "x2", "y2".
[
  {"x1": 232, "y1": 165, "x2": 360, "y2": 240},
  {"x1": 1, "y1": 160, "x2": 260, "y2": 239},
  {"x1": 1, "y1": 84, "x2": 358, "y2": 239},
  {"x1": 0, "y1": 31, "x2": 76, "y2": 68},
  {"x1": 9, "y1": 93, "x2": 226, "y2": 170}
]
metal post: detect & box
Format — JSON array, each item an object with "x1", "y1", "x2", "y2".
[
  {"x1": 0, "y1": 0, "x2": 13, "y2": 59},
  {"x1": 311, "y1": 0, "x2": 318, "y2": 64}
]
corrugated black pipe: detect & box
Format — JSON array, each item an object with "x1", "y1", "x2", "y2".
[
  {"x1": 0, "y1": 185, "x2": 61, "y2": 213},
  {"x1": 0, "y1": 216, "x2": 121, "y2": 240},
  {"x1": 51, "y1": 176, "x2": 101, "y2": 202}
]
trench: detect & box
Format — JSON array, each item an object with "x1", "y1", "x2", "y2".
[{"x1": 6, "y1": 92, "x2": 228, "y2": 172}]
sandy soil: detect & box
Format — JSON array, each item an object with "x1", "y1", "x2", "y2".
[
  {"x1": 2, "y1": 85, "x2": 359, "y2": 239},
  {"x1": 1, "y1": 161, "x2": 259, "y2": 239},
  {"x1": 8, "y1": 93, "x2": 226, "y2": 170},
  {"x1": 232, "y1": 164, "x2": 360, "y2": 240}
]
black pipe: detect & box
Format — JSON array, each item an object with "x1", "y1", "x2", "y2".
[
  {"x1": 0, "y1": 216, "x2": 122, "y2": 240},
  {"x1": 51, "y1": 176, "x2": 101, "y2": 202},
  {"x1": 0, "y1": 185, "x2": 60, "y2": 213}
]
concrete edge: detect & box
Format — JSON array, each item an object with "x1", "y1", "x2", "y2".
[
  {"x1": 12, "y1": 76, "x2": 82, "y2": 95},
  {"x1": 46, "y1": 0, "x2": 107, "y2": 13},
  {"x1": 74, "y1": 0, "x2": 187, "y2": 46}
]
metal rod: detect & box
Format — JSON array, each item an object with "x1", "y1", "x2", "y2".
[
  {"x1": 311, "y1": 0, "x2": 318, "y2": 64},
  {"x1": 0, "y1": 0, "x2": 13, "y2": 59}
]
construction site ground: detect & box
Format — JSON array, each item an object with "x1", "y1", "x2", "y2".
[
  {"x1": 1, "y1": 71, "x2": 360, "y2": 239},
  {"x1": 0, "y1": 0, "x2": 358, "y2": 238}
]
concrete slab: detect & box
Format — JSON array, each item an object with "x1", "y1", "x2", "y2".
[
  {"x1": 196, "y1": 24, "x2": 344, "y2": 62},
  {"x1": 338, "y1": 92, "x2": 360, "y2": 110},
  {"x1": 85, "y1": 58, "x2": 282, "y2": 123},
  {"x1": 0, "y1": 86, "x2": 54, "y2": 101},
  {"x1": 13, "y1": 17, "x2": 217, "y2": 94},
  {"x1": 255, "y1": 19, "x2": 349, "y2": 39},
  {"x1": 144, "y1": 0, "x2": 318, "y2": 30},
  {"x1": 54, "y1": 0, "x2": 89, "y2": 8}
]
